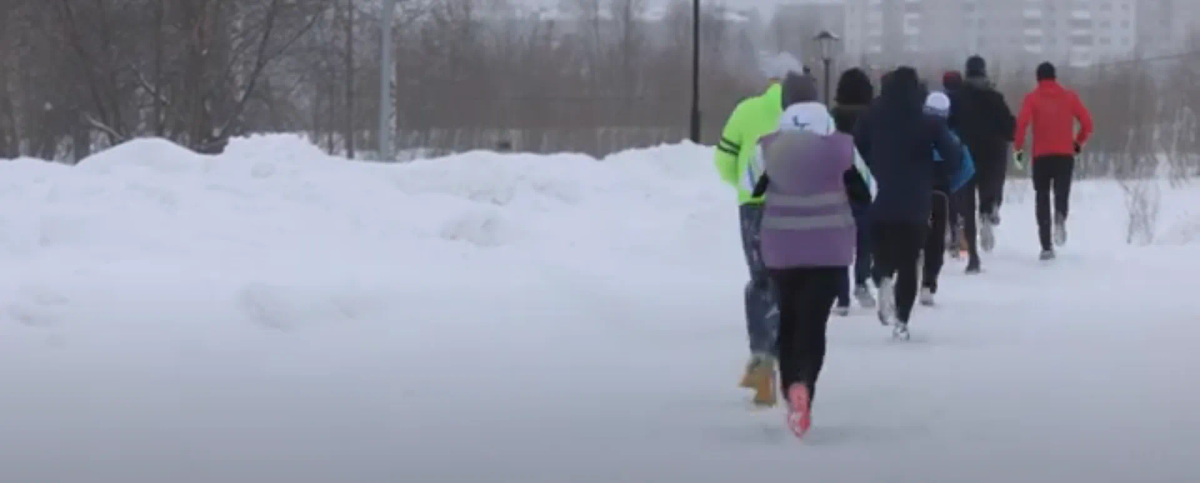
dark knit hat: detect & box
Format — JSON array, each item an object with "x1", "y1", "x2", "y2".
[
  {"x1": 965, "y1": 56, "x2": 987, "y2": 78},
  {"x1": 1036, "y1": 62, "x2": 1057, "y2": 81},
  {"x1": 781, "y1": 71, "x2": 819, "y2": 108}
]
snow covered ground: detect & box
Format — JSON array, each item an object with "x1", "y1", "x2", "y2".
[{"x1": 1, "y1": 135, "x2": 1199, "y2": 483}]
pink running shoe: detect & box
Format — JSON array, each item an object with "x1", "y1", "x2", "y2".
[{"x1": 785, "y1": 383, "x2": 812, "y2": 439}]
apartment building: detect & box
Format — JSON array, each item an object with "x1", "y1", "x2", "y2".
[
  {"x1": 1137, "y1": 0, "x2": 1200, "y2": 56},
  {"x1": 844, "y1": 0, "x2": 1138, "y2": 67}
]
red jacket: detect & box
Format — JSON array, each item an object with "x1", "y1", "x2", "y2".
[{"x1": 1014, "y1": 80, "x2": 1094, "y2": 159}]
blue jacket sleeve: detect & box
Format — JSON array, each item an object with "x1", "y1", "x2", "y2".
[
  {"x1": 948, "y1": 132, "x2": 975, "y2": 193},
  {"x1": 950, "y1": 147, "x2": 976, "y2": 192}
]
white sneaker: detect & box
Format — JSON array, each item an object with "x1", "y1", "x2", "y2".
[
  {"x1": 853, "y1": 284, "x2": 876, "y2": 309},
  {"x1": 876, "y1": 277, "x2": 896, "y2": 326},
  {"x1": 980, "y1": 218, "x2": 996, "y2": 252},
  {"x1": 1053, "y1": 213, "x2": 1067, "y2": 247},
  {"x1": 832, "y1": 305, "x2": 850, "y2": 317},
  {"x1": 893, "y1": 321, "x2": 910, "y2": 340},
  {"x1": 919, "y1": 287, "x2": 935, "y2": 306}
]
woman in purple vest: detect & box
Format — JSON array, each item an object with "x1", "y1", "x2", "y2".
[{"x1": 749, "y1": 100, "x2": 873, "y2": 439}]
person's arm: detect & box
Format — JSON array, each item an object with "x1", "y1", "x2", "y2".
[
  {"x1": 993, "y1": 92, "x2": 1017, "y2": 142},
  {"x1": 932, "y1": 117, "x2": 964, "y2": 174},
  {"x1": 844, "y1": 166, "x2": 871, "y2": 205},
  {"x1": 853, "y1": 109, "x2": 873, "y2": 166},
  {"x1": 1013, "y1": 93, "x2": 1034, "y2": 150},
  {"x1": 714, "y1": 105, "x2": 743, "y2": 185},
  {"x1": 852, "y1": 146, "x2": 877, "y2": 198},
  {"x1": 751, "y1": 172, "x2": 770, "y2": 199},
  {"x1": 949, "y1": 138, "x2": 976, "y2": 193},
  {"x1": 1072, "y1": 91, "x2": 1094, "y2": 148}
]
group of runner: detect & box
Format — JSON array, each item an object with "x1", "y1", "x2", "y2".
[{"x1": 713, "y1": 55, "x2": 1095, "y2": 438}]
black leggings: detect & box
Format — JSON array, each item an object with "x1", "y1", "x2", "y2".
[
  {"x1": 923, "y1": 191, "x2": 950, "y2": 293},
  {"x1": 871, "y1": 221, "x2": 928, "y2": 323},
  {"x1": 769, "y1": 266, "x2": 842, "y2": 404}
]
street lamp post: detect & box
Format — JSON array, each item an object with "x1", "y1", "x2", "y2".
[
  {"x1": 379, "y1": 0, "x2": 396, "y2": 162},
  {"x1": 689, "y1": 0, "x2": 701, "y2": 143},
  {"x1": 813, "y1": 30, "x2": 841, "y2": 106}
]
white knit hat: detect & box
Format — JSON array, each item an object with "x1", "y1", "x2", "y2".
[{"x1": 924, "y1": 91, "x2": 951, "y2": 118}]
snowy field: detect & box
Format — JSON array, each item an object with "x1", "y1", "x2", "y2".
[{"x1": 1, "y1": 135, "x2": 1199, "y2": 483}]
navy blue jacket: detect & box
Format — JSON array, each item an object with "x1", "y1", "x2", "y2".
[{"x1": 854, "y1": 70, "x2": 965, "y2": 223}]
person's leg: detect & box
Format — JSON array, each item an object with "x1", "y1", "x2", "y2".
[
  {"x1": 978, "y1": 152, "x2": 1008, "y2": 223},
  {"x1": 1059, "y1": 156, "x2": 1075, "y2": 218},
  {"x1": 893, "y1": 222, "x2": 929, "y2": 325},
  {"x1": 770, "y1": 268, "x2": 804, "y2": 406},
  {"x1": 870, "y1": 222, "x2": 893, "y2": 286},
  {"x1": 871, "y1": 222, "x2": 900, "y2": 324},
  {"x1": 740, "y1": 204, "x2": 778, "y2": 357},
  {"x1": 1032, "y1": 157, "x2": 1054, "y2": 252},
  {"x1": 923, "y1": 191, "x2": 948, "y2": 297},
  {"x1": 958, "y1": 178, "x2": 981, "y2": 271},
  {"x1": 853, "y1": 207, "x2": 873, "y2": 287},
  {"x1": 946, "y1": 186, "x2": 960, "y2": 256},
  {"x1": 739, "y1": 204, "x2": 778, "y2": 401},
  {"x1": 1053, "y1": 155, "x2": 1075, "y2": 220},
  {"x1": 834, "y1": 267, "x2": 850, "y2": 312},
  {"x1": 793, "y1": 267, "x2": 841, "y2": 404}
]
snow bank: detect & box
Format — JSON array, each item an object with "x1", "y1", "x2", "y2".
[
  {"x1": 4, "y1": 135, "x2": 1200, "y2": 483},
  {"x1": 0, "y1": 135, "x2": 735, "y2": 332}
]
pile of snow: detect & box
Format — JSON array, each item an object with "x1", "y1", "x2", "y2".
[{"x1": 2, "y1": 134, "x2": 1199, "y2": 483}]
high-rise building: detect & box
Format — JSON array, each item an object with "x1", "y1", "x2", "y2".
[
  {"x1": 1137, "y1": 0, "x2": 1200, "y2": 57},
  {"x1": 843, "y1": 0, "x2": 1138, "y2": 68}
]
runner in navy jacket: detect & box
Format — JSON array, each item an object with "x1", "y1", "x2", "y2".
[{"x1": 853, "y1": 67, "x2": 965, "y2": 337}]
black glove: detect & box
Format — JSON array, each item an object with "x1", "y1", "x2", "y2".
[{"x1": 1074, "y1": 142, "x2": 1082, "y2": 155}]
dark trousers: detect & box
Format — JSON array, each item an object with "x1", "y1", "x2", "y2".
[
  {"x1": 956, "y1": 178, "x2": 979, "y2": 263},
  {"x1": 853, "y1": 209, "x2": 873, "y2": 286},
  {"x1": 835, "y1": 208, "x2": 872, "y2": 307},
  {"x1": 1033, "y1": 155, "x2": 1075, "y2": 250},
  {"x1": 770, "y1": 266, "x2": 842, "y2": 403},
  {"x1": 976, "y1": 158, "x2": 1007, "y2": 218},
  {"x1": 956, "y1": 159, "x2": 1007, "y2": 263},
  {"x1": 923, "y1": 191, "x2": 950, "y2": 292},
  {"x1": 872, "y1": 221, "x2": 928, "y2": 323}
]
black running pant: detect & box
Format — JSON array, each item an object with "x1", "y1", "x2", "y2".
[
  {"x1": 872, "y1": 221, "x2": 928, "y2": 323},
  {"x1": 1033, "y1": 155, "x2": 1074, "y2": 251},
  {"x1": 976, "y1": 157, "x2": 1007, "y2": 219},
  {"x1": 923, "y1": 192, "x2": 950, "y2": 293},
  {"x1": 957, "y1": 178, "x2": 979, "y2": 263},
  {"x1": 769, "y1": 266, "x2": 841, "y2": 404}
]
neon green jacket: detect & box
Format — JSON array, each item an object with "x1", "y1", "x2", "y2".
[{"x1": 713, "y1": 83, "x2": 783, "y2": 205}]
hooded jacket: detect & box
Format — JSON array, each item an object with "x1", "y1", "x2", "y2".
[
  {"x1": 830, "y1": 68, "x2": 875, "y2": 135},
  {"x1": 925, "y1": 92, "x2": 975, "y2": 193},
  {"x1": 954, "y1": 69, "x2": 1016, "y2": 171},
  {"x1": 1014, "y1": 80, "x2": 1094, "y2": 159},
  {"x1": 751, "y1": 103, "x2": 872, "y2": 268},
  {"x1": 855, "y1": 68, "x2": 965, "y2": 223},
  {"x1": 714, "y1": 73, "x2": 818, "y2": 204}
]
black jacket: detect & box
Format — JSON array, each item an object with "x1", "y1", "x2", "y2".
[
  {"x1": 830, "y1": 105, "x2": 870, "y2": 136},
  {"x1": 855, "y1": 69, "x2": 964, "y2": 223},
  {"x1": 954, "y1": 77, "x2": 1015, "y2": 169}
]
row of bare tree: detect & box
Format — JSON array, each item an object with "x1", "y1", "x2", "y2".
[{"x1": 0, "y1": 0, "x2": 1197, "y2": 174}]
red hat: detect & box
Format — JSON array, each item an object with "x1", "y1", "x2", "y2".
[{"x1": 942, "y1": 71, "x2": 963, "y2": 88}]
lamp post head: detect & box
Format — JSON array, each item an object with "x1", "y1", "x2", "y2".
[{"x1": 813, "y1": 30, "x2": 840, "y2": 61}]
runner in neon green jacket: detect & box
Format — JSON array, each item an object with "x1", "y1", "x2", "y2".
[{"x1": 714, "y1": 83, "x2": 784, "y2": 205}]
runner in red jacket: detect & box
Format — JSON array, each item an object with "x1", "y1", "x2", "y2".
[{"x1": 1013, "y1": 62, "x2": 1093, "y2": 260}]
